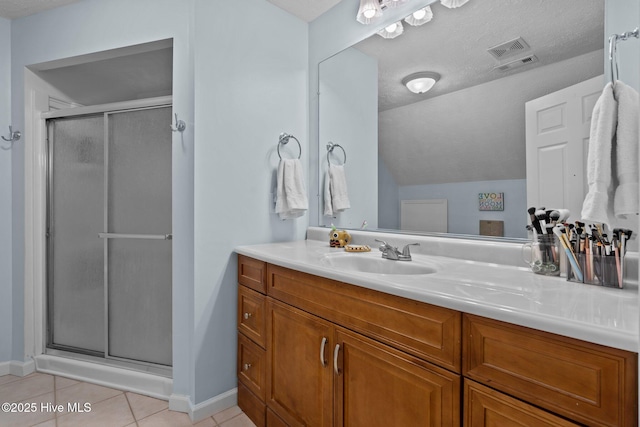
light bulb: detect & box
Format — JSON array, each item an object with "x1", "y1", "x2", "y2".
[
  {"x1": 385, "y1": 23, "x2": 398, "y2": 33},
  {"x1": 413, "y1": 9, "x2": 427, "y2": 20},
  {"x1": 363, "y1": 8, "x2": 376, "y2": 18}
]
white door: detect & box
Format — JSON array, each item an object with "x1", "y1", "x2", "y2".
[{"x1": 525, "y1": 75, "x2": 603, "y2": 220}]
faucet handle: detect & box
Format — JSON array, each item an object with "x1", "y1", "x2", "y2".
[
  {"x1": 375, "y1": 239, "x2": 390, "y2": 251},
  {"x1": 401, "y1": 243, "x2": 420, "y2": 257}
]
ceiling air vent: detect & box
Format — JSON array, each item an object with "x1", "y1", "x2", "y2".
[
  {"x1": 494, "y1": 55, "x2": 539, "y2": 72},
  {"x1": 487, "y1": 37, "x2": 530, "y2": 60}
]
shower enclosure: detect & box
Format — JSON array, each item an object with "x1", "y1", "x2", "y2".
[{"x1": 46, "y1": 101, "x2": 172, "y2": 370}]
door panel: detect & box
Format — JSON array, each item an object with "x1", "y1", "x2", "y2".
[
  {"x1": 48, "y1": 115, "x2": 105, "y2": 353},
  {"x1": 267, "y1": 300, "x2": 333, "y2": 427},
  {"x1": 107, "y1": 108, "x2": 172, "y2": 234},
  {"x1": 106, "y1": 106, "x2": 172, "y2": 365},
  {"x1": 525, "y1": 75, "x2": 601, "y2": 218},
  {"x1": 335, "y1": 327, "x2": 460, "y2": 427},
  {"x1": 108, "y1": 238, "x2": 172, "y2": 365}
]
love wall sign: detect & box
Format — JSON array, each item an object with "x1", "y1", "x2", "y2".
[{"x1": 478, "y1": 192, "x2": 504, "y2": 211}]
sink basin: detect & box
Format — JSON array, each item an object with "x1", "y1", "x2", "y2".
[{"x1": 320, "y1": 252, "x2": 437, "y2": 275}]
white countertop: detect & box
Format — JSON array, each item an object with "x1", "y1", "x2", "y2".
[{"x1": 236, "y1": 233, "x2": 639, "y2": 353}]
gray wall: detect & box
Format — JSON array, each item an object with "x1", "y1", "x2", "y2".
[
  {"x1": 7, "y1": 0, "x2": 308, "y2": 409},
  {"x1": 192, "y1": 0, "x2": 308, "y2": 402},
  {"x1": 397, "y1": 179, "x2": 527, "y2": 238},
  {"x1": 319, "y1": 47, "x2": 378, "y2": 229},
  {"x1": 0, "y1": 16, "x2": 12, "y2": 363}
]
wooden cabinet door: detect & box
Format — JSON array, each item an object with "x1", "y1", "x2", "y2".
[
  {"x1": 334, "y1": 327, "x2": 460, "y2": 427},
  {"x1": 266, "y1": 300, "x2": 333, "y2": 427}
]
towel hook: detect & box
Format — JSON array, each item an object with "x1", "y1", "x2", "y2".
[
  {"x1": 1, "y1": 125, "x2": 21, "y2": 144},
  {"x1": 170, "y1": 113, "x2": 186, "y2": 133},
  {"x1": 326, "y1": 141, "x2": 347, "y2": 166},
  {"x1": 277, "y1": 132, "x2": 301, "y2": 160},
  {"x1": 608, "y1": 27, "x2": 640, "y2": 85}
]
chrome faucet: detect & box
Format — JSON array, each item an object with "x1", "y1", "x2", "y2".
[{"x1": 375, "y1": 240, "x2": 420, "y2": 261}]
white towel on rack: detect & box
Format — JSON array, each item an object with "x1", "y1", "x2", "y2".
[
  {"x1": 581, "y1": 82, "x2": 617, "y2": 225},
  {"x1": 275, "y1": 159, "x2": 308, "y2": 220},
  {"x1": 324, "y1": 164, "x2": 350, "y2": 216},
  {"x1": 613, "y1": 81, "x2": 639, "y2": 218}
]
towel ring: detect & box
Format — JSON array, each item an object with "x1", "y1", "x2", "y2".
[
  {"x1": 326, "y1": 142, "x2": 347, "y2": 166},
  {"x1": 277, "y1": 132, "x2": 301, "y2": 160}
]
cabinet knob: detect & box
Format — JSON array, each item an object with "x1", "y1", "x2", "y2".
[
  {"x1": 243, "y1": 312, "x2": 252, "y2": 320},
  {"x1": 243, "y1": 363, "x2": 252, "y2": 371}
]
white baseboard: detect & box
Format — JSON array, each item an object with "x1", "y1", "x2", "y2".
[
  {"x1": 0, "y1": 359, "x2": 36, "y2": 377},
  {"x1": 169, "y1": 388, "x2": 237, "y2": 422}
]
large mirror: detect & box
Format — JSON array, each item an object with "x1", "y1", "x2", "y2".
[{"x1": 318, "y1": 0, "x2": 606, "y2": 240}]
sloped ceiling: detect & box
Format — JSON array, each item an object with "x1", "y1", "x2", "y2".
[{"x1": 0, "y1": 0, "x2": 83, "y2": 19}]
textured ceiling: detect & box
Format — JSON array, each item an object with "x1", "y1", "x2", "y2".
[
  {"x1": 354, "y1": 0, "x2": 604, "y2": 111},
  {"x1": 0, "y1": 0, "x2": 83, "y2": 19}
]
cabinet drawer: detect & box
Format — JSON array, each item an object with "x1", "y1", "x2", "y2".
[
  {"x1": 267, "y1": 264, "x2": 461, "y2": 373},
  {"x1": 238, "y1": 382, "x2": 266, "y2": 427},
  {"x1": 238, "y1": 285, "x2": 266, "y2": 348},
  {"x1": 238, "y1": 255, "x2": 267, "y2": 294},
  {"x1": 238, "y1": 333, "x2": 266, "y2": 402},
  {"x1": 463, "y1": 314, "x2": 638, "y2": 427},
  {"x1": 464, "y1": 379, "x2": 578, "y2": 426}
]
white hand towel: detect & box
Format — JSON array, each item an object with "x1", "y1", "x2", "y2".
[
  {"x1": 275, "y1": 159, "x2": 308, "y2": 220},
  {"x1": 323, "y1": 170, "x2": 333, "y2": 216},
  {"x1": 324, "y1": 164, "x2": 350, "y2": 216},
  {"x1": 581, "y1": 82, "x2": 617, "y2": 225},
  {"x1": 613, "y1": 81, "x2": 639, "y2": 218}
]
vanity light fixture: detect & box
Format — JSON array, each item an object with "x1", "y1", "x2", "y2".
[
  {"x1": 356, "y1": 0, "x2": 383, "y2": 24},
  {"x1": 404, "y1": 6, "x2": 433, "y2": 26},
  {"x1": 402, "y1": 72, "x2": 441, "y2": 93},
  {"x1": 377, "y1": 21, "x2": 404, "y2": 39}
]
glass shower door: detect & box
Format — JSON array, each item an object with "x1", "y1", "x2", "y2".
[
  {"x1": 47, "y1": 105, "x2": 172, "y2": 367},
  {"x1": 48, "y1": 115, "x2": 105, "y2": 355},
  {"x1": 104, "y1": 107, "x2": 172, "y2": 366}
]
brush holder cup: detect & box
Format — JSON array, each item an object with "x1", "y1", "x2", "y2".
[
  {"x1": 567, "y1": 253, "x2": 624, "y2": 288},
  {"x1": 522, "y1": 234, "x2": 561, "y2": 276}
]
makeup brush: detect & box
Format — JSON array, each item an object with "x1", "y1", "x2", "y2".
[
  {"x1": 554, "y1": 225, "x2": 583, "y2": 282},
  {"x1": 555, "y1": 209, "x2": 571, "y2": 222},
  {"x1": 528, "y1": 207, "x2": 543, "y2": 234},
  {"x1": 535, "y1": 209, "x2": 548, "y2": 233}
]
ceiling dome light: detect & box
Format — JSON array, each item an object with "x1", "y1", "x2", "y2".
[
  {"x1": 404, "y1": 6, "x2": 433, "y2": 26},
  {"x1": 402, "y1": 72, "x2": 441, "y2": 93},
  {"x1": 357, "y1": 0, "x2": 382, "y2": 24},
  {"x1": 440, "y1": 0, "x2": 470, "y2": 8},
  {"x1": 377, "y1": 20, "x2": 404, "y2": 39}
]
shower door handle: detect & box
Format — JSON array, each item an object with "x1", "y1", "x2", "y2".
[{"x1": 98, "y1": 233, "x2": 173, "y2": 240}]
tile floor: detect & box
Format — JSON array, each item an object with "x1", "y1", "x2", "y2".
[{"x1": 0, "y1": 372, "x2": 256, "y2": 427}]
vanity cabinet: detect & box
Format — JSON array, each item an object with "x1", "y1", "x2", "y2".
[
  {"x1": 237, "y1": 254, "x2": 461, "y2": 426},
  {"x1": 237, "y1": 254, "x2": 637, "y2": 427},
  {"x1": 463, "y1": 314, "x2": 638, "y2": 427}
]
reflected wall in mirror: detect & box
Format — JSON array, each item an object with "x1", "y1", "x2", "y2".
[{"x1": 319, "y1": 0, "x2": 606, "y2": 239}]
